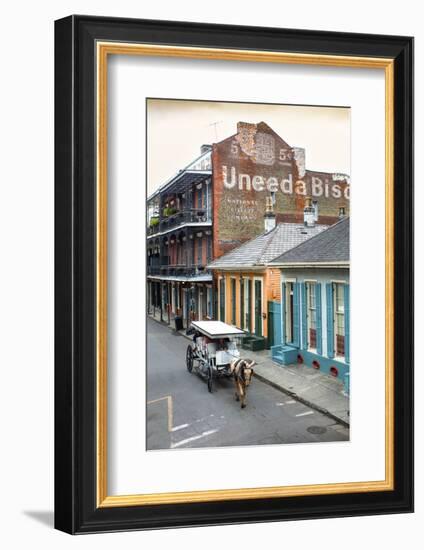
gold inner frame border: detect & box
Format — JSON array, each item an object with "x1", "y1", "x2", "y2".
[{"x1": 96, "y1": 41, "x2": 394, "y2": 508}]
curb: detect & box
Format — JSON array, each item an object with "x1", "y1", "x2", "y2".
[{"x1": 253, "y1": 371, "x2": 349, "y2": 428}]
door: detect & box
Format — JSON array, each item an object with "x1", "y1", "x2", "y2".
[
  {"x1": 285, "y1": 282, "x2": 294, "y2": 343},
  {"x1": 240, "y1": 279, "x2": 244, "y2": 330},
  {"x1": 198, "y1": 286, "x2": 203, "y2": 320},
  {"x1": 245, "y1": 279, "x2": 252, "y2": 332},
  {"x1": 219, "y1": 278, "x2": 225, "y2": 322},
  {"x1": 254, "y1": 279, "x2": 263, "y2": 336},
  {"x1": 230, "y1": 278, "x2": 236, "y2": 325}
]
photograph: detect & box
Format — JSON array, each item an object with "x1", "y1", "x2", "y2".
[{"x1": 146, "y1": 99, "x2": 351, "y2": 450}]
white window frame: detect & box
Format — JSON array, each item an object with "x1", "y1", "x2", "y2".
[
  {"x1": 306, "y1": 281, "x2": 317, "y2": 352},
  {"x1": 333, "y1": 281, "x2": 346, "y2": 362}
]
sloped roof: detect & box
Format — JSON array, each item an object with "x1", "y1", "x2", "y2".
[
  {"x1": 269, "y1": 217, "x2": 349, "y2": 266},
  {"x1": 207, "y1": 222, "x2": 328, "y2": 269}
]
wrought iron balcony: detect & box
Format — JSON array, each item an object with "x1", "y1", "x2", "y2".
[
  {"x1": 147, "y1": 265, "x2": 161, "y2": 276},
  {"x1": 147, "y1": 224, "x2": 160, "y2": 236},
  {"x1": 159, "y1": 208, "x2": 211, "y2": 233},
  {"x1": 158, "y1": 264, "x2": 212, "y2": 279}
]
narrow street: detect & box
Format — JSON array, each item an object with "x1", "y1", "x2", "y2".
[{"x1": 147, "y1": 317, "x2": 349, "y2": 450}]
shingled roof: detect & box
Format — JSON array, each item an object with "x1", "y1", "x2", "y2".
[
  {"x1": 207, "y1": 222, "x2": 328, "y2": 270},
  {"x1": 269, "y1": 217, "x2": 349, "y2": 266}
]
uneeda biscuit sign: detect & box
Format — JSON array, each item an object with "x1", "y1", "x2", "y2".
[{"x1": 212, "y1": 122, "x2": 350, "y2": 256}]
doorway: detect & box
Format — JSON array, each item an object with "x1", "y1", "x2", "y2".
[{"x1": 254, "y1": 279, "x2": 263, "y2": 336}]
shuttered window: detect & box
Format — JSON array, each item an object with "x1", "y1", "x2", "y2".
[
  {"x1": 326, "y1": 283, "x2": 334, "y2": 359},
  {"x1": 334, "y1": 283, "x2": 345, "y2": 357},
  {"x1": 344, "y1": 284, "x2": 350, "y2": 363},
  {"x1": 316, "y1": 283, "x2": 322, "y2": 355},
  {"x1": 307, "y1": 283, "x2": 317, "y2": 350}
]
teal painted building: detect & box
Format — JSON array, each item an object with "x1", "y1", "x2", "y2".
[{"x1": 269, "y1": 217, "x2": 350, "y2": 393}]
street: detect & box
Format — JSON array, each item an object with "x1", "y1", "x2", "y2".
[{"x1": 146, "y1": 318, "x2": 349, "y2": 450}]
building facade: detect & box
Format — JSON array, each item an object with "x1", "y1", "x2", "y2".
[
  {"x1": 147, "y1": 147, "x2": 214, "y2": 327},
  {"x1": 269, "y1": 218, "x2": 350, "y2": 392},
  {"x1": 208, "y1": 201, "x2": 329, "y2": 350},
  {"x1": 147, "y1": 121, "x2": 350, "y2": 330}
]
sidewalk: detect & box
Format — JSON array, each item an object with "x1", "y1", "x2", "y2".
[
  {"x1": 245, "y1": 349, "x2": 349, "y2": 427},
  {"x1": 149, "y1": 314, "x2": 349, "y2": 427}
]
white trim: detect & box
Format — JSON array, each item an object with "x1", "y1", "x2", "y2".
[
  {"x1": 147, "y1": 220, "x2": 212, "y2": 239},
  {"x1": 252, "y1": 276, "x2": 264, "y2": 336},
  {"x1": 272, "y1": 261, "x2": 349, "y2": 268},
  {"x1": 207, "y1": 264, "x2": 265, "y2": 272}
]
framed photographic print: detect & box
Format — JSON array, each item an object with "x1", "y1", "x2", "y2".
[{"x1": 54, "y1": 15, "x2": 414, "y2": 534}]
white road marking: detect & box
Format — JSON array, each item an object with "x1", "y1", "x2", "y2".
[
  {"x1": 276, "y1": 403, "x2": 285, "y2": 406},
  {"x1": 295, "y1": 410, "x2": 314, "y2": 417},
  {"x1": 171, "y1": 429, "x2": 219, "y2": 449},
  {"x1": 285, "y1": 400, "x2": 296, "y2": 404},
  {"x1": 171, "y1": 423, "x2": 189, "y2": 432}
]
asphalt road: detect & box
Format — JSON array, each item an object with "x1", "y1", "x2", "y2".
[{"x1": 147, "y1": 318, "x2": 349, "y2": 450}]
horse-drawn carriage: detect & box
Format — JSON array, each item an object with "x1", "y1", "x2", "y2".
[{"x1": 185, "y1": 321, "x2": 245, "y2": 393}]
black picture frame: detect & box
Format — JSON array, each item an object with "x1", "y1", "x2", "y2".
[{"x1": 55, "y1": 15, "x2": 414, "y2": 534}]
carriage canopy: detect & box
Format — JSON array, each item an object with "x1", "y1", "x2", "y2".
[{"x1": 190, "y1": 320, "x2": 245, "y2": 339}]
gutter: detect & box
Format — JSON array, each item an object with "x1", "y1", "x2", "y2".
[{"x1": 269, "y1": 261, "x2": 349, "y2": 269}]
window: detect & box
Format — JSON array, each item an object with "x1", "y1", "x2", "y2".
[
  {"x1": 207, "y1": 236, "x2": 212, "y2": 263},
  {"x1": 197, "y1": 237, "x2": 202, "y2": 265},
  {"x1": 333, "y1": 283, "x2": 345, "y2": 357},
  {"x1": 307, "y1": 283, "x2": 317, "y2": 349},
  {"x1": 206, "y1": 286, "x2": 213, "y2": 318}
]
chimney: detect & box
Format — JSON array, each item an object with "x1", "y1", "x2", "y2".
[
  {"x1": 304, "y1": 197, "x2": 315, "y2": 227},
  {"x1": 200, "y1": 144, "x2": 212, "y2": 155},
  {"x1": 264, "y1": 195, "x2": 276, "y2": 233},
  {"x1": 338, "y1": 206, "x2": 346, "y2": 219}
]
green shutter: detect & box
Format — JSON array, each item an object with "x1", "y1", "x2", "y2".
[
  {"x1": 344, "y1": 284, "x2": 350, "y2": 363},
  {"x1": 301, "y1": 283, "x2": 307, "y2": 349},
  {"x1": 316, "y1": 283, "x2": 323, "y2": 355},
  {"x1": 326, "y1": 283, "x2": 334, "y2": 358},
  {"x1": 293, "y1": 283, "x2": 300, "y2": 347},
  {"x1": 281, "y1": 282, "x2": 286, "y2": 345}
]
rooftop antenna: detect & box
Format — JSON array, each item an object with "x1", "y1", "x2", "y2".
[{"x1": 208, "y1": 120, "x2": 223, "y2": 141}]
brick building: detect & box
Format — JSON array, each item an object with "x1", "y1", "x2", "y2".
[{"x1": 147, "y1": 121, "x2": 350, "y2": 329}]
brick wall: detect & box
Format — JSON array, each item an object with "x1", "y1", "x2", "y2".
[{"x1": 212, "y1": 122, "x2": 349, "y2": 259}]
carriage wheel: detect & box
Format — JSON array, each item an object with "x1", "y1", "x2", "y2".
[
  {"x1": 186, "y1": 345, "x2": 193, "y2": 373},
  {"x1": 207, "y1": 367, "x2": 213, "y2": 393}
]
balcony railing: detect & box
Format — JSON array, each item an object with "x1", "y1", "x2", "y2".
[
  {"x1": 147, "y1": 224, "x2": 160, "y2": 236},
  {"x1": 157, "y1": 264, "x2": 212, "y2": 279},
  {"x1": 147, "y1": 266, "x2": 161, "y2": 276},
  {"x1": 159, "y1": 208, "x2": 211, "y2": 232}
]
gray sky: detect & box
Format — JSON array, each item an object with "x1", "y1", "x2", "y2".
[{"x1": 147, "y1": 99, "x2": 350, "y2": 195}]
